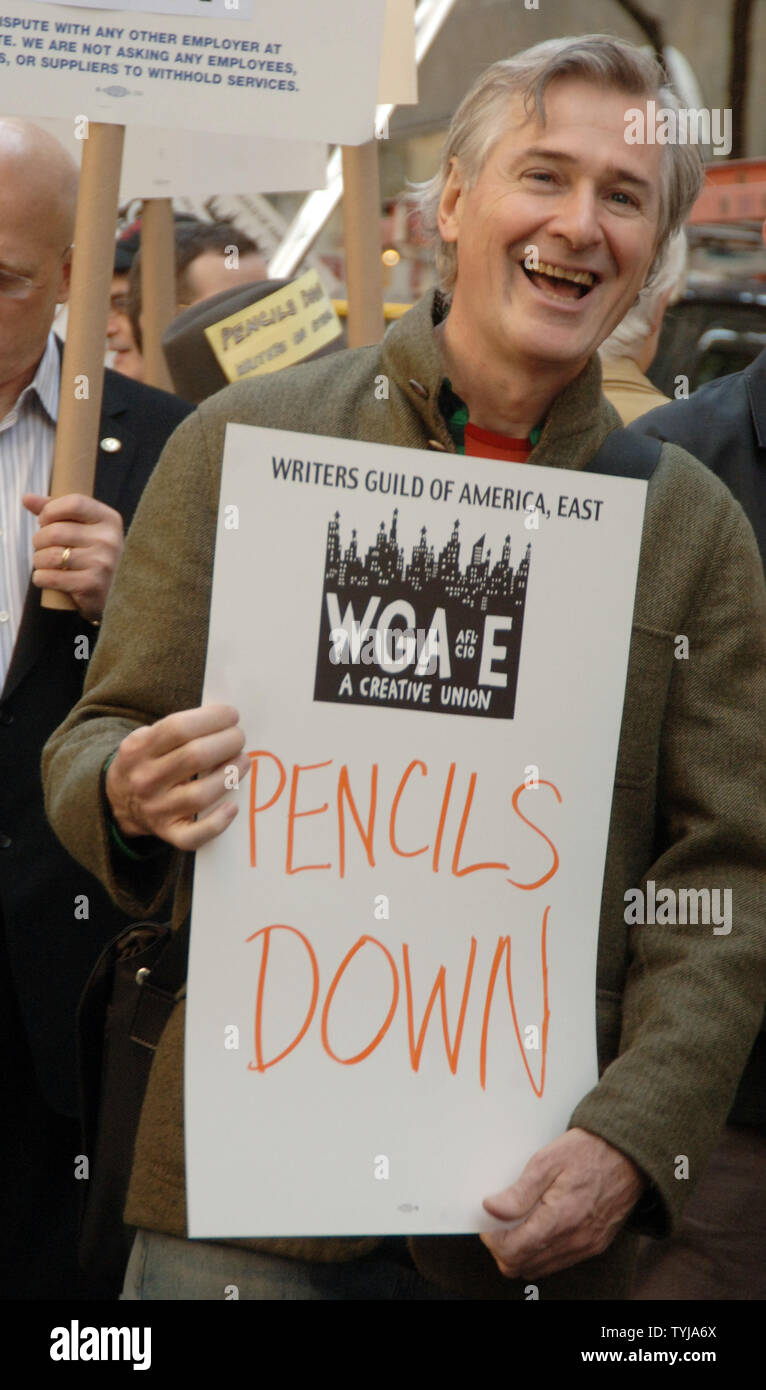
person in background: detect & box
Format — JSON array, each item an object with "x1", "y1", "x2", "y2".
[
  {"x1": 0, "y1": 118, "x2": 191, "y2": 1299},
  {"x1": 599, "y1": 229, "x2": 687, "y2": 425},
  {"x1": 108, "y1": 221, "x2": 144, "y2": 382},
  {"x1": 127, "y1": 219, "x2": 269, "y2": 355}
]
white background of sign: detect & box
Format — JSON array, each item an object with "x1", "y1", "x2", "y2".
[
  {"x1": 119, "y1": 124, "x2": 326, "y2": 196},
  {"x1": 185, "y1": 425, "x2": 647, "y2": 1238},
  {"x1": 0, "y1": 0, "x2": 386, "y2": 143},
  {"x1": 35, "y1": 115, "x2": 326, "y2": 196},
  {"x1": 31, "y1": 0, "x2": 415, "y2": 104},
  {"x1": 35, "y1": 0, "x2": 254, "y2": 19}
]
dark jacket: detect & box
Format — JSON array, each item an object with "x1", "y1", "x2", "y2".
[
  {"x1": 631, "y1": 349, "x2": 766, "y2": 1127},
  {"x1": 0, "y1": 360, "x2": 191, "y2": 1115},
  {"x1": 630, "y1": 347, "x2": 766, "y2": 562}
]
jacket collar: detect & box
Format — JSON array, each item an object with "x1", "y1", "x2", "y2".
[
  {"x1": 744, "y1": 345, "x2": 766, "y2": 450},
  {"x1": 381, "y1": 288, "x2": 620, "y2": 470},
  {"x1": 54, "y1": 335, "x2": 136, "y2": 510},
  {"x1": 55, "y1": 333, "x2": 129, "y2": 424},
  {"x1": 17, "y1": 331, "x2": 60, "y2": 424}
]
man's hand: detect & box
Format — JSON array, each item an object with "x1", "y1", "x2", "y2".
[
  {"x1": 480, "y1": 1128, "x2": 647, "y2": 1281},
  {"x1": 25, "y1": 492, "x2": 124, "y2": 623},
  {"x1": 105, "y1": 704, "x2": 251, "y2": 852}
]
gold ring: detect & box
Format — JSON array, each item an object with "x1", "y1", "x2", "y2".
[{"x1": 60, "y1": 546, "x2": 72, "y2": 570}]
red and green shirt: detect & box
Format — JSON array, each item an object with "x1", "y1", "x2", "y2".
[{"x1": 439, "y1": 378, "x2": 543, "y2": 462}]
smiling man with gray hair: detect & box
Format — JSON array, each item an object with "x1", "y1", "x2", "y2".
[{"x1": 43, "y1": 35, "x2": 766, "y2": 1302}]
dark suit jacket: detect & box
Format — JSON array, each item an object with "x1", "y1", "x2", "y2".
[
  {"x1": 630, "y1": 347, "x2": 766, "y2": 562},
  {"x1": 631, "y1": 349, "x2": 766, "y2": 1127},
  {"x1": 0, "y1": 358, "x2": 191, "y2": 1116}
]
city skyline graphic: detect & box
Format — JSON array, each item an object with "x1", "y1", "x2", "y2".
[
  {"x1": 314, "y1": 510, "x2": 532, "y2": 722},
  {"x1": 322, "y1": 508, "x2": 532, "y2": 615}
]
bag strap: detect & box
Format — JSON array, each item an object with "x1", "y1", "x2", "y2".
[
  {"x1": 585, "y1": 428, "x2": 662, "y2": 480},
  {"x1": 129, "y1": 916, "x2": 190, "y2": 1053},
  {"x1": 139, "y1": 914, "x2": 190, "y2": 993}
]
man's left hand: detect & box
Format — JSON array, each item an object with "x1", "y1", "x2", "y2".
[
  {"x1": 25, "y1": 493, "x2": 124, "y2": 624},
  {"x1": 480, "y1": 1127, "x2": 647, "y2": 1281}
]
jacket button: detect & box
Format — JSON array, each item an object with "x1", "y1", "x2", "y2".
[
  {"x1": 408, "y1": 379, "x2": 429, "y2": 399},
  {"x1": 0, "y1": 707, "x2": 13, "y2": 726},
  {"x1": 0, "y1": 832, "x2": 12, "y2": 849}
]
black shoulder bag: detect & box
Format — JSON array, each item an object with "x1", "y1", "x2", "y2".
[
  {"x1": 586, "y1": 428, "x2": 662, "y2": 480},
  {"x1": 76, "y1": 916, "x2": 190, "y2": 1287}
]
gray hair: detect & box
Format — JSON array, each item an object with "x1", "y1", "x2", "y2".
[
  {"x1": 599, "y1": 229, "x2": 688, "y2": 360},
  {"x1": 416, "y1": 35, "x2": 704, "y2": 298}
]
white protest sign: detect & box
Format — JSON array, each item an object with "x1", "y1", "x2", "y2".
[
  {"x1": 35, "y1": 115, "x2": 326, "y2": 196},
  {"x1": 36, "y1": 0, "x2": 254, "y2": 19},
  {"x1": 204, "y1": 270, "x2": 342, "y2": 380},
  {"x1": 0, "y1": 0, "x2": 386, "y2": 143},
  {"x1": 119, "y1": 124, "x2": 326, "y2": 196},
  {"x1": 185, "y1": 425, "x2": 647, "y2": 1238}
]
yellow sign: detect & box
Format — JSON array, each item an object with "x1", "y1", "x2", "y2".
[{"x1": 204, "y1": 270, "x2": 342, "y2": 382}]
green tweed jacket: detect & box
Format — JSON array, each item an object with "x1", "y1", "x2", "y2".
[{"x1": 43, "y1": 291, "x2": 766, "y2": 1300}]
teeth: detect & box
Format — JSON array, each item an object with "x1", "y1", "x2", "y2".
[{"x1": 533, "y1": 259, "x2": 596, "y2": 287}]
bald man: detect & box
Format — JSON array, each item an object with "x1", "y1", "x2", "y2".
[{"x1": 0, "y1": 120, "x2": 191, "y2": 1299}]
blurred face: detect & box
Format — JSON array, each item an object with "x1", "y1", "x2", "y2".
[
  {"x1": 0, "y1": 178, "x2": 71, "y2": 390},
  {"x1": 179, "y1": 249, "x2": 269, "y2": 311},
  {"x1": 106, "y1": 270, "x2": 144, "y2": 376},
  {"x1": 439, "y1": 79, "x2": 663, "y2": 380},
  {"x1": 107, "y1": 272, "x2": 132, "y2": 349}
]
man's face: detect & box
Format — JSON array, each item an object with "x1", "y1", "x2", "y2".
[
  {"x1": 439, "y1": 79, "x2": 663, "y2": 378},
  {"x1": 178, "y1": 249, "x2": 270, "y2": 311},
  {"x1": 107, "y1": 272, "x2": 135, "y2": 357},
  {"x1": 0, "y1": 173, "x2": 70, "y2": 389}
]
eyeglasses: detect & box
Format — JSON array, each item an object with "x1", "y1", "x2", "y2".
[{"x1": 0, "y1": 243, "x2": 73, "y2": 300}]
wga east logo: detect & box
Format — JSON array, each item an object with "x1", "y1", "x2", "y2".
[{"x1": 314, "y1": 509, "x2": 532, "y2": 721}]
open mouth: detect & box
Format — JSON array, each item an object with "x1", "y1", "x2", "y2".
[{"x1": 521, "y1": 258, "x2": 599, "y2": 301}]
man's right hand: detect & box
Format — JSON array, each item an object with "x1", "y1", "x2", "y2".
[{"x1": 105, "y1": 704, "x2": 250, "y2": 851}]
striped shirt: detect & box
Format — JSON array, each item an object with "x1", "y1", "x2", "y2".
[{"x1": 0, "y1": 333, "x2": 60, "y2": 689}]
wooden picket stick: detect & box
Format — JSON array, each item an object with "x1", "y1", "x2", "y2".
[
  {"x1": 42, "y1": 121, "x2": 125, "y2": 611},
  {"x1": 340, "y1": 142, "x2": 385, "y2": 348},
  {"x1": 140, "y1": 198, "x2": 175, "y2": 392}
]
